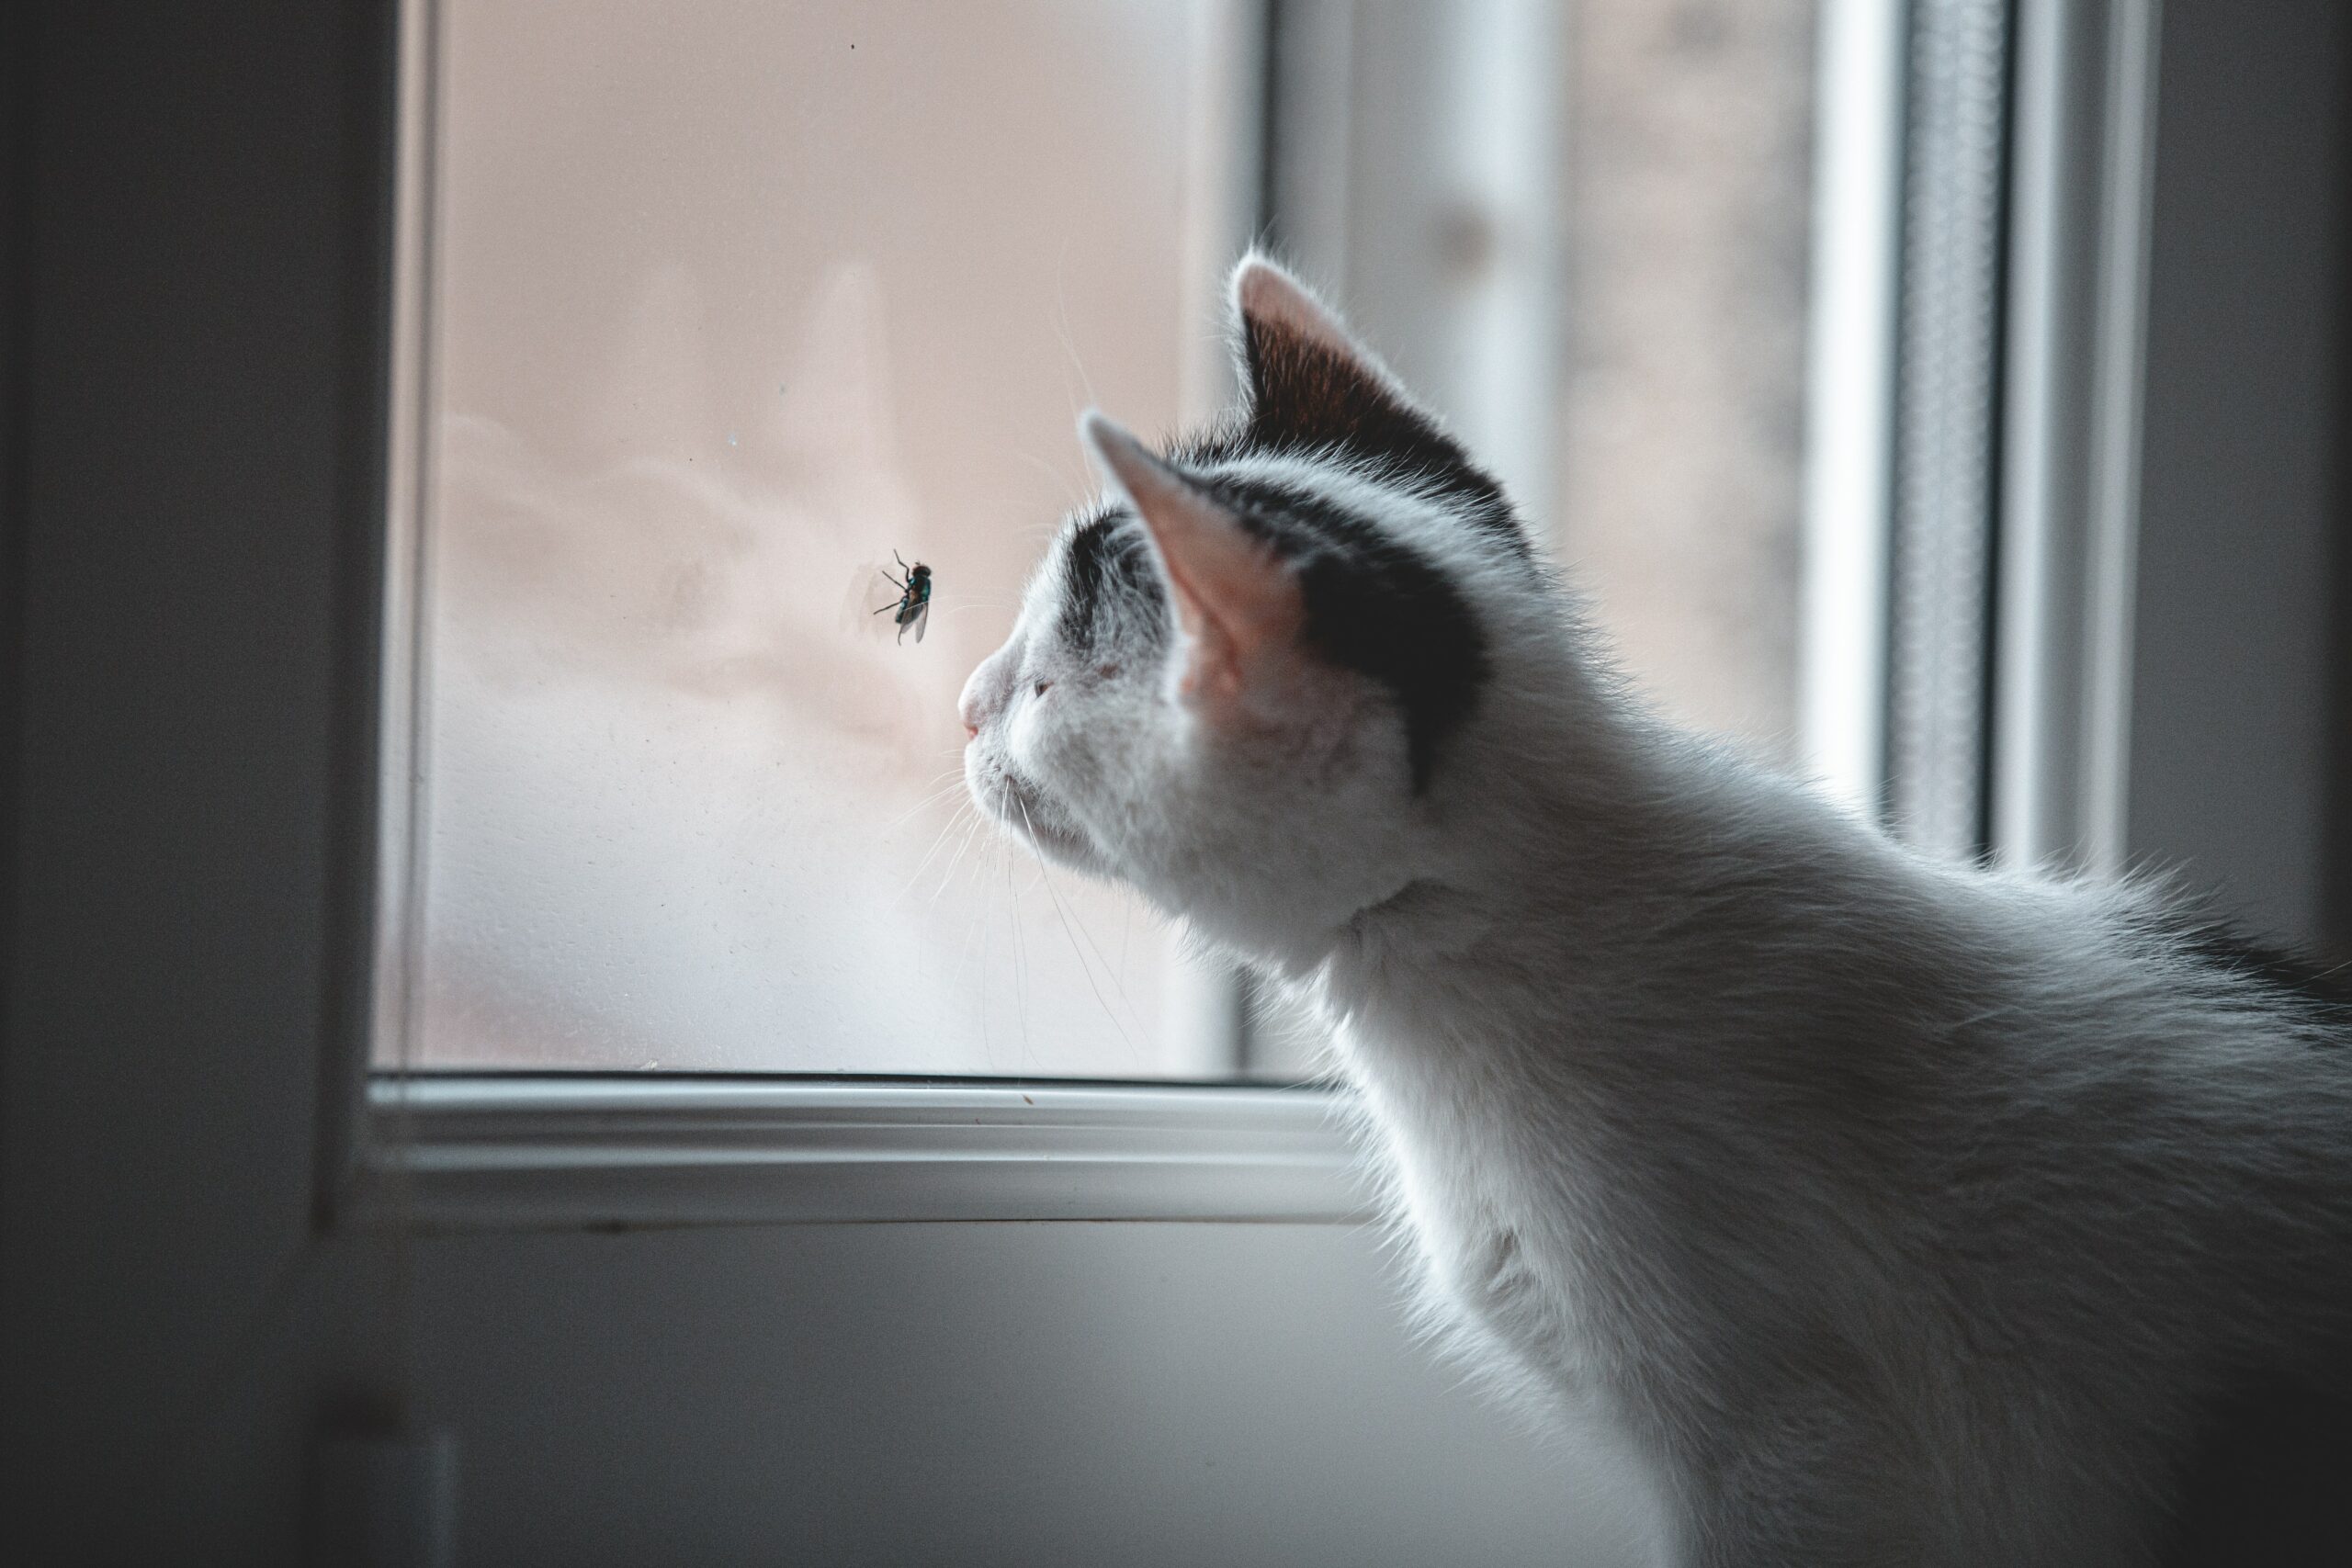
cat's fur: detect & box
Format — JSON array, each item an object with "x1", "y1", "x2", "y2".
[{"x1": 959, "y1": 256, "x2": 2352, "y2": 1566}]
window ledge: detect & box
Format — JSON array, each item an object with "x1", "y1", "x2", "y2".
[{"x1": 353, "y1": 1077, "x2": 1374, "y2": 1231}]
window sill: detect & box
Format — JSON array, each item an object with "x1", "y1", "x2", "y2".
[{"x1": 352, "y1": 1076, "x2": 1371, "y2": 1231}]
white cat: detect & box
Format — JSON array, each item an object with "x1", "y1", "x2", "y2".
[{"x1": 960, "y1": 256, "x2": 2352, "y2": 1567}]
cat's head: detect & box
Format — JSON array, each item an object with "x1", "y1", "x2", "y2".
[{"x1": 960, "y1": 257, "x2": 1566, "y2": 964}]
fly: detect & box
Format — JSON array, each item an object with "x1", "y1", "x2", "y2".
[{"x1": 875, "y1": 550, "x2": 933, "y2": 644}]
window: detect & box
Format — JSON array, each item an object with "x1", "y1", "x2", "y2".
[{"x1": 380, "y1": 0, "x2": 1839, "y2": 1082}]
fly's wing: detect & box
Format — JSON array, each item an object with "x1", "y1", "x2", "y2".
[
  {"x1": 909, "y1": 597, "x2": 930, "y2": 644},
  {"x1": 844, "y1": 562, "x2": 909, "y2": 639}
]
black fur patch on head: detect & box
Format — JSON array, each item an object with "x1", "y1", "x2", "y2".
[
  {"x1": 1201, "y1": 473, "x2": 1487, "y2": 793},
  {"x1": 1057, "y1": 507, "x2": 1165, "y2": 657},
  {"x1": 1187, "y1": 317, "x2": 1530, "y2": 564}
]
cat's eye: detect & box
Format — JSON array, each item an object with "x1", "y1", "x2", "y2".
[{"x1": 1033, "y1": 680, "x2": 1052, "y2": 698}]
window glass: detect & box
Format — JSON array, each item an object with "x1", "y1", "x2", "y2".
[
  {"x1": 1553, "y1": 0, "x2": 1815, "y2": 757},
  {"x1": 391, "y1": 0, "x2": 1821, "y2": 1077},
  {"x1": 405, "y1": 0, "x2": 1237, "y2": 1074}
]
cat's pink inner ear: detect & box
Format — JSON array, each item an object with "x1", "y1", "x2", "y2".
[
  {"x1": 1078, "y1": 411, "x2": 1302, "y2": 704},
  {"x1": 1226, "y1": 255, "x2": 1437, "y2": 455},
  {"x1": 1231, "y1": 257, "x2": 1362, "y2": 365}
]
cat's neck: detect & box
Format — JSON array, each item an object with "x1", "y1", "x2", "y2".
[
  {"x1": 1323, "y1": 694, "x2": 1720, "y2": 969},
  {"x1": 1306, "y1": 690, "x2": 1891, "y2": 1076}
]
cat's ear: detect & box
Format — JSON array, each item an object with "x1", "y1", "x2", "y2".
[
  {"x1": 1079, "y1": 410, "x2": 1303, "y2": 710},
  {"x1": 1229, "y1": 255, "x2": 1453, "y2": 460}
]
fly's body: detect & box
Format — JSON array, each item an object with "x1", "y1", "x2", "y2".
[{"x1": 876, "y1": 550, "x2": 933, "y2": 644}]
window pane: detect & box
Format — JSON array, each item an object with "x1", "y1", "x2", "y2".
[
  {"x1": 1555, "y1": 0, "x2": 1815, "y2": 758},
  {"x1": 401, "y1": 0, "x2": 1240, "y2": 1074}
]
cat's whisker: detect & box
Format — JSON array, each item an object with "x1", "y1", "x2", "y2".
[
  {"x1": 884, "y1": 789, "x2": 988, "y2": 911},
  {"x1": 1050, "y1": 239, "x2": 1096, "y2": 416},
  {"x1": 931, "y1": 797, "x2": 983, "y2": 882},
  {"x1": 888, "y1": 795, "x2": 982, "y2": 910},
  {"x1": 1012, "y1": 795, "x2": 1145, "y2": 1063},
  {"x1": 880, "y1": 776, "x2": 972, "y2": 836},
  {"x1": 923, "y1": 828, "x2": 978, "y2": 917},
  {"x1": 950, "y1": 837, "x2": 1010, "y2": 1074},
  {"x1": 1011, "y1": 858, "x2": 1048, "y2": 899},
  {"x1": 1030, "y1": 861, "x2": 1154, "y2": 1055},
  {"x1": 929, "y1": 803, "x2": 992, "y2": 911},
  {"x1": 1011, "y1": 446, "x2": 1088, "y2": 515},
  {"x1": 1003, "y1": 840, "x2": 1035, "y2": 1071},
  {"x1": 915, "y1": 770, "x2": 971, "y2": 808},
  {"x1": 950, "y1": 850, "x2": 995, "y2": 982}
]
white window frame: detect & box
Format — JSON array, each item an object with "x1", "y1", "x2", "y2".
[
  {"x1": 1991, "y1": 0, "x2": 2162, "y2": 878},
  {"x1": 1802, "y1": 0, "x2": 1907, "y2": 817},
  {"x1": 361, "y1": 1077, "x2": 1364, "y2": 1231}
]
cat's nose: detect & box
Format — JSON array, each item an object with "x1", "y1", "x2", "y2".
[{"x1": 956, "y1": 662, "x2": 992, "y2": 739}]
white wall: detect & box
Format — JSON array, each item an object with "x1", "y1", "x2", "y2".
[{"x1": 396, "y1": 1224, "x2": 1635, "y2": 1566}]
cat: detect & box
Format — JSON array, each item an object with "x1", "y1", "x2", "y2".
[{"x1": 957, "y1": 254, "x2": 2352, "y2": 1567}]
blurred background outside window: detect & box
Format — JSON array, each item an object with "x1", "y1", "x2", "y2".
[{"x1": 387, "y1": 0, "x2": 1826, "y2": 1078}]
